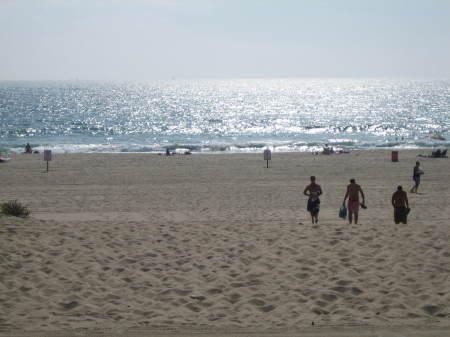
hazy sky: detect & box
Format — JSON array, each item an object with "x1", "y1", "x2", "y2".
[{"x1": 1, "y1": 0, "x2": 449, "y2": 80}]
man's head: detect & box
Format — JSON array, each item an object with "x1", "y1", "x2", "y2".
[
  {"x1": 350, "y1": 178, "x2": 355, "y2": 184},
  {"x1": 416, "y1": 161, "x2": 420, "y2": 166},
  {"x1": 397, "y1": 185, "x2": 403, "y2": 191},
  {"x1": 310, "y1": 176, "x2": 316, "y2": 182}
]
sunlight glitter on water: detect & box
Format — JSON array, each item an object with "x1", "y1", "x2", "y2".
[{"x1": 1, "y1": 79, "x2": 449, "y2": 153}]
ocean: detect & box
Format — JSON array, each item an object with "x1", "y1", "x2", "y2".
[{"x1": 1, "y1": 78, "x2": 449, "y2": 154}]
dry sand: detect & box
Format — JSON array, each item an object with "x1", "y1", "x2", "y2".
[{"x1": 0, "y1": 150, "x2": 449, "y2": 336}]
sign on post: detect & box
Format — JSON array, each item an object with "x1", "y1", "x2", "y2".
[
  {"x1": 391, "y1": 151, "x2": 398, "y2": 162},
  {"x1": 263, "y1": 149, "x2": 271, "y2": 168},
  {"x1": 44, "y1": 150, "x2": 52, "y2": 172}
]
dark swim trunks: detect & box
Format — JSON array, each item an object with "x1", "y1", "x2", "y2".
[
  {"x1": 307, "y1": 198, "x2": 320, "y2": 216},
  {"x1": 394, "y1": 207, "x2": 408, "y2": 224},
  {"x1": 348, "y1": 200, "x2": 360, "y2": 213}
]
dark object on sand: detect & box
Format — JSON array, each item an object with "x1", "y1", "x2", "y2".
[
  {"x1": 419, "y1": 149, "x2": 447, "y2": 158},
  {"x1": 0, "y1": 200, "x2": 31, "y2": 218},
  {"x1": 432, "y1": 149, "x2": 447, "y2": 157}
]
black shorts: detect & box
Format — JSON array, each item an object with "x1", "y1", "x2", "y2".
[
  {"x1": 307, "y1": 198, "x2": 320, "y2": 216},
  {"x1": 394, "y1": 207, "x2": 408, "y2": 224}
]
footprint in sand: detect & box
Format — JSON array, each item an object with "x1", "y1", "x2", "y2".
[
  {"x1": 207, "y1": 288, "x2": 223, "y2": 295},
  {"x1": 422, "y1": 305, "x2": 443, "y2": 316},
  {"x1": 312, "y1": 307, "x2": 329, "y2": 315},
  {"x1": 60, "y1": 301, "x2": 79, "y2": 310},
  {"x1": 185, "y1": 303, "x2": 201, "y2": 312},
  {"x1": 248, "y1": 298, "x2": 266, "y2": 307},
  {"x1": 295, "y1": 272, "x2": 310, "y2": 280},
  {"x1": 321, "y1": 293, "x2": 338, "y2": 302},
  {"x1": 225, "y1": 292, "x2": 242, "y2": 304},
  {"x1": 260, "y1": 304, "x2": 276, "y2": 312},
  {"x1": 336, "y1": 280, "x2": 353, "y2": 286}
]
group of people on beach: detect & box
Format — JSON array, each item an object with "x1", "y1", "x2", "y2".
[{"x1": 303, "y1": 161, "x2": 424, "y2": 225}]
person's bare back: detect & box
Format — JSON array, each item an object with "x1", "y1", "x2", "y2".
[
  {"x1": 347, "y1": 183, "x2": 362, "y2": 201},
  {"x1": 343, "y1": 179, "x2": 365, "y2": 224}
]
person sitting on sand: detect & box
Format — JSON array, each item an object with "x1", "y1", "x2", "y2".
[
  {"x1": 25, "y1": 143, "x2": 32, "y2": 154},
  {"x1": 430, "y1": 149, "x2": 447, "y2": 158},
  {"x1": 410, "y1": 161, "x2": 424, "y2": 193},
  {"x1": 432, "y1": 149, "x2": 442, "y2": 157},
  {"x1": 322, "y1": 144, "x2": 334, "y2": 155},
  {"x1": 342, "y1": 178, "x2": 365, "y2": 225},
  {"x1": 303, "y1": 176, "x2": 322, "y2": 224},
  {"x1": 392, "y1": 185, "x2": 409, "y2": 224}
]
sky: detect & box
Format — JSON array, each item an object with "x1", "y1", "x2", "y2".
[{"x1": 0, "y1": 0, "x2": 449, "y2": 80}]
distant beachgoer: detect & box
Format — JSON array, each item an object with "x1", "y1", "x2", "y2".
[
  {"x1": 166, "y1": 148, "x2": 170, "y2": 156},
  {"x1": 303, "y1": 176, "x2": 322, "y2": 224},
  {"x1": 322, "y1": 144, "x2": 334, "y2": 155},
  {"x1": 433, "y1": 149, "x2": 442, "y2": 157},
  {"x1": 410, "y1": 161, "x2": 424, "y2": 193},
  {"x1": 431, "y1": 149, "x2": 446, "y2": 158},
  {"x1": 392, "y1": 185, "x2": 409, "y2": 224},
  {"x1": 342, "y1": 178, "x2": 365, "y2": 224},
  {"x1": 25, "y1": 143, "x2": 32, "y2": 154}
]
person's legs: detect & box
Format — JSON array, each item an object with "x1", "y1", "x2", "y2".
[
  {"x1": 411, "y1": 178, "x2": 419, "y2": 193},
  {"x1": 395, "y1": 207, "x2": 407, "y2": 224},
  {"x1": 307, "y1": 200, "x2": 313, "y2": 223},
  {"x1": 394, "y1": 208, "x2": 400, "y2": 224},
  {"x1": 348, "y1": 201, "x2": 359, "y2": 224},
  {"x1": 400, "y1": 207, "x2": 407, "y2": 224},
  {"x1": 308, "y1": 199, "x2": 319, "y2": 224}
]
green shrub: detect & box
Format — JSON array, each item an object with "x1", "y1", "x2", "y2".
[{"x1": 1, "y1": 200, "x2": 31, "y2": 218}]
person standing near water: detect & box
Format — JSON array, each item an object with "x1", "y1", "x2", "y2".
[
  {"x1": 25, "y1": 143, "x2": 32, "y2": 154},
  {"x1": 410, "y1": 161, "x2": 424, "y2": 193},
  {"x1": 342, "y1": 178, "x2": 365, "y2": 224},
  {"x1": 303, "y1": 176, "x2": 322, "y2": 224}
]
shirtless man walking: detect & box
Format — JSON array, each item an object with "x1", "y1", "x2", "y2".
[
  {"x1": 303, "y1": 176, "x2": 323, "y2": 224},
  {"x1": 392, "y1": 185, "x2": 409, "y2": 224},
  {"x1": 342, "y1": 178, "x2": 365, "y2": 224}
]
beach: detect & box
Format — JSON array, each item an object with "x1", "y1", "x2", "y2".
[{"x1": 0, "y1": 150, "x2": 449, "y2": 335}]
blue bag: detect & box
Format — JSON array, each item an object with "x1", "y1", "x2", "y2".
[{"x1": 339, "y1": 204, "x2": 347, "y2": 219}]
